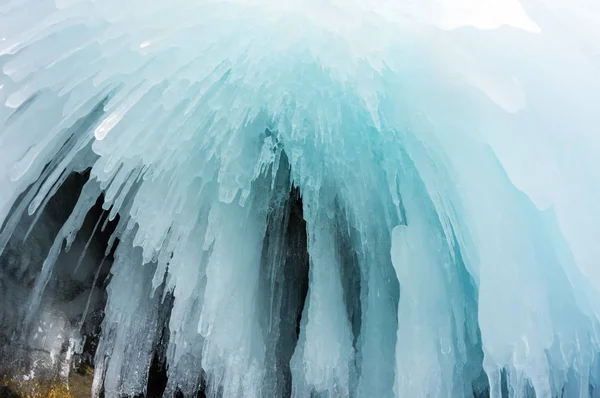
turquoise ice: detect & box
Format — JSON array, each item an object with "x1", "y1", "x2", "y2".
[{"x1": 1, "y1": 0, "x2": 600, "y2": 396}]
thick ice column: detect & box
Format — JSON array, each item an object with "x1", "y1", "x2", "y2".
[
  {"x1": 92, "y1": 236, "x2": 165, "y2": 398},
  {"x1": 163, "y1": 215, "x2": 211, "y2": 396},
  {"x1": 197, "y1": 192, "x2": 271, "y2": 397},
  {"x1": 353, "y1": 231, "x2": 399, "y2": 398},
  {"x1": 337, "y1": 186, "x2": 400, "y2": 398},
  {"x1": 290, "y1": 193, "x2": 356, "y2": 398},
  {"x1": 389, "y1": 168, "x2": 465, "y2": 398}
]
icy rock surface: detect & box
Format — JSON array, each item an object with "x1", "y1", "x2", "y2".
[{"x1": 1, "y1": 0, "x2": 600, "y2": 397}]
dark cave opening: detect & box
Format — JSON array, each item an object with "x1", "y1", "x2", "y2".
[
  {"x1": 0, "y1": 166, "x2": 494, "y2": 398},
  {"x1": 0, "y1": 168, "x2": 119, "y2": 392},
  {"x1": 0, "y1": 156, "x2": 367, "y2": 397}
]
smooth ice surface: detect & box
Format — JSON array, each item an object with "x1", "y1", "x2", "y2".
[{"x1": 1, "y1": 0, "x2": 600, "y2": 397}]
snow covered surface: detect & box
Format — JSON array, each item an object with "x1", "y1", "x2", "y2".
[{"x1": 1, "y1": 0, "x2": 600, "y2": 396}]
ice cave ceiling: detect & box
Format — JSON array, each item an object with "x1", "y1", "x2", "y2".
[{"x1": 1, "y1": 0, "x2": 600, "y2": 397}]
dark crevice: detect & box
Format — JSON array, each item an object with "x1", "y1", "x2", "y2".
[
  {"x1": 280, "y1": 186, "x2": 310, "y2": 397},
  {"x1": 0, "y1": 385, "x2": 20, "y2": 398},
  {"x1": 263, "y1": 187, "x2": 310, "y2": 398},
  {"x1": 333, "y1": 201, "x2": 362, "y2": 349},
  {"x1": 195, "y1": 370, "x2": 208, "y2": 398},
  {"x1": 258, "y1": 152, "x2": 310, "y2": 398},
  {"x1": 146, "y1": 290, "x2": 175, "y2": 398},
  {"x1": 145, "y1": 335, "x2": 169, "y2": 398}
]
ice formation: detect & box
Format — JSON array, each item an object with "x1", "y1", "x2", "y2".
[{"x1": 1, "y1": 0, "x2": 600, "y2": 396}]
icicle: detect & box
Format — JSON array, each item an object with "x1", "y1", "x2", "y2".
[
  {"x1": 72, "y1": 211, "x2": 105, "y2": 277},
  {"x1": 78, "y1": 256, "x2": 107, "y2": 331},
  {"x1": 290, "y1": 192, "x2": 356, "y2": 398},
  {"x1": 23, "y1": 169, "x2": 71, "y2": 242}
]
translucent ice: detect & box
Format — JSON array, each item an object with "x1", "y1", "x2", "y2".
[{"x1": 1, "y1": 0, "x2": 600, "y2": 397}]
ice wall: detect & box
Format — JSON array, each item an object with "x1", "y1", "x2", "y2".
[{"x1": 1, "y1": 0, "x2": 600, "y2": 396}]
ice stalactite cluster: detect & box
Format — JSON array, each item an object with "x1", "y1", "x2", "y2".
[{"x1": 1, "y1": 0, "x2": 600, "y2": 397}]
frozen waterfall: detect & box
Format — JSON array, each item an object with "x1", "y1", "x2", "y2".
[{"x1": 1, "y1": 0, "x2": 600, "y2": 397}]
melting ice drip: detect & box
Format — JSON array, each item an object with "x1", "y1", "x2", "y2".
[{"x1": 1, "y1": 0, "x2": 600, "y2": 397}]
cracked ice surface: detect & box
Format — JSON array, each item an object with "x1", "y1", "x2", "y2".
[{"x1": 1, "y1": 0, "x2": 600, "y2": 396}]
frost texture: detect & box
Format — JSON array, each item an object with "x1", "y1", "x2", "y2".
[{"x1": 1, "y1": 0, "x2": 600, "y2": 397}]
